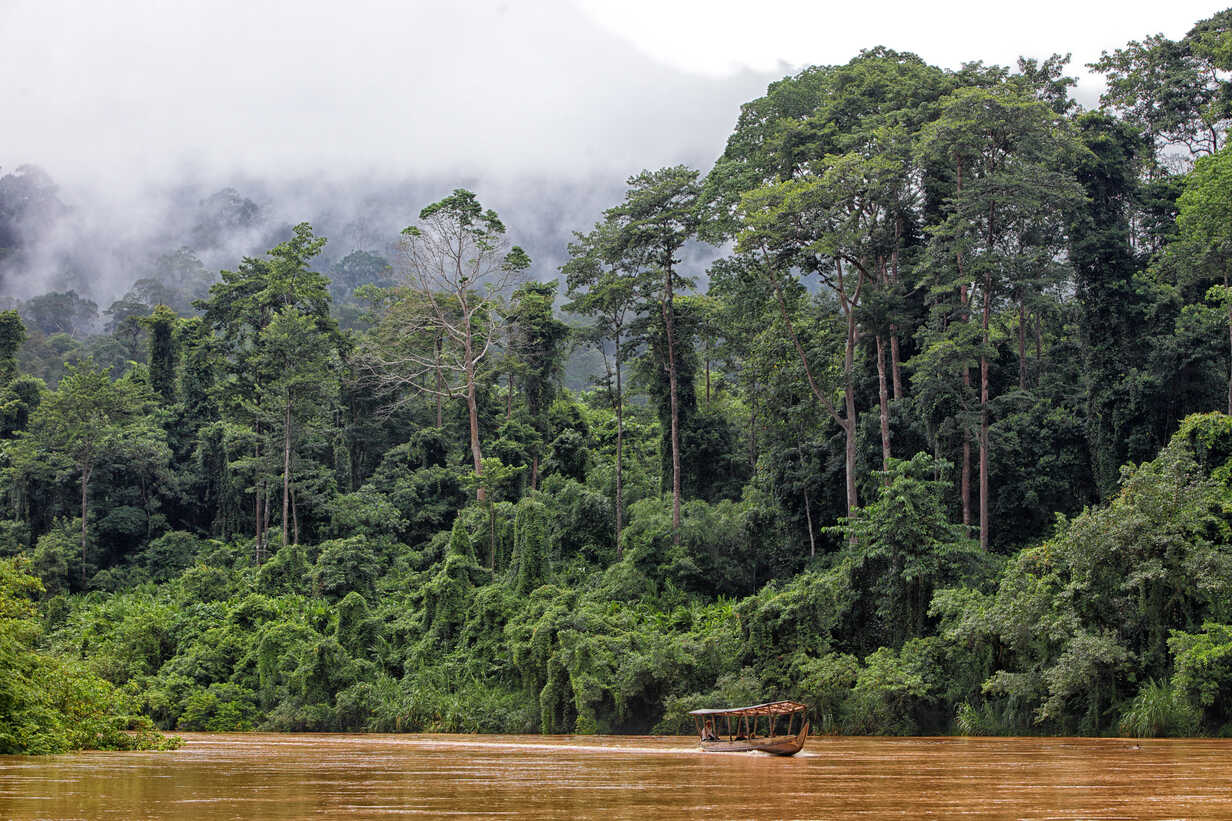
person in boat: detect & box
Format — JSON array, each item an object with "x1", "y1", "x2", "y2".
[{"x1": 702, "y1": 720, "x2": 719, "y2": 742}]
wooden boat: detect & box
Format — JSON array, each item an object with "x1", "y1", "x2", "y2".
[{"x1": 689, "y1": 700, "x2": 809, "y2": 756}]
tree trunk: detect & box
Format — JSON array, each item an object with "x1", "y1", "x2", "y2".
[
  {"x1": 1018, "y1": 296, "x2": 1028, "y2": 390},
  {"x1": 488, "y1": 499, "x2": 496, "y2": 570},
  {"x1": 956, "y1": 160, "x2": 972, "y2": 531},
  {"x1": 282, "y1": 402, "x2": 291, "y2": 549},
  {"x1": 434, "y1": 336, "x2": 444, "y2": 428},
  {"x1": 770, "y1": 276, "x2": 857, "y2": 518},
  {"x1": 841, "y1": 261, "x2": 860, "y2": 519},
  {"x1": 959, "y1": 283, "x2": 971, "y2": 530},
  {"x1": 263, "y1": 484, "x2": 272, "y2": 547},
  {"x1": 464, "y1": 324, "x2": 484, "y2": 502},
  {"x1": 796, "y1": 441, "x2": 816, "y2": 559},
  {"x1": 980, "y1": 271, "x2": 992, "y2": 551},
  {"x1": 254, "y1": 440, "x2": 264, "y2": 565},
  {"x1": 890, "y1": 335, "x2": 903, "y2": 400},
  {"x1": 748, "y1": 384, "x2": 758, "y2": 470},
  {"x1": 890, "y1": 233, "x2": 904, "y2": 399},
  {"x1": 876, "y1": 334, "x2": 892, "y2": 474},
  {"x1": 80, "y1": 465, "x2": 90, "y2": 581},
  {"x1": 663, "y1": 269, "x2": 682, "y2": 543},
  {"x1": 1226, "y1": 273, "x2": 1231, "y2": 415},
  {"x1": 261, "y1": 483, "x2": 271, "y2": 559},
  {"x1": 614, "y1": 334, "x2": 625, "y2": 560},
  {"x1": 291, "y1": 485, "x2": 299, "y2": 546},
  {"x1": 843, "y1": 406, "x2": 858, "y2": 518},
  {"x1": 803, "y1": 486, "x2": 816, "y2": 559},
  {"x1": 705, "y1": 355, "x2": 711, "y2": 407},
  {"x1": 961, "y1": 435, "x2": 971, "y2": 529}
]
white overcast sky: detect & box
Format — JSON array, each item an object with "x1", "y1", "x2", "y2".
[{"x1": 1, "y1": 0, "x2": 1225, "y2": 189}]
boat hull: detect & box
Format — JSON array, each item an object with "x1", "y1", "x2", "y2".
[{"x1": 698, "y1": 721, "x2": 809, "y2": 756}]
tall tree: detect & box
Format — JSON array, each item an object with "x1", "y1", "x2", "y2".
[
  {"x1": 736, "y1": 171, "x2": 874, "y2": 518},
  {"x1": 606, "y1": 167, "x2": 701, "y2": 542},
  {"x1": 507, "y1": 281, "x2": 568, "y2": 489},
  {"x1": 1173, "y1": 145, "x2": 1232, "y2": 414},
  {"x1": 1069, "y1": 112, "x2": 1154, "y2": 495},
  {"x1": 143, "y1": 305, "x2": 178, "y2": 404},
  {"x1": 17, "y1": 362, "x2": 167, "y2": 579},
  {"x1": 196, "y1": 223, "x2": 336, "y2": 560},
  {"x1": 707, "y1": 49, "x2": 951, "y2": 519},
  {"x1": 254, "y1": 308, "x2": 339, "y2": 549},
  {"x1": 363, "y1": 190, "x2": 529, "y2": 500},
  {"x1": 915, "y1": 85, "x2": 1087, "y2": 549},
  {"x1": 1090, "y1": 9, "x2": 1232, "y2": 162},
  {"x1": 563, "y1": 221, "x2": 639, "y2": 557}
]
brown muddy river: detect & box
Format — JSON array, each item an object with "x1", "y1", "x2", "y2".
[{"x1": 1, "y1": 733, "x2": 1230, "y2": 819}]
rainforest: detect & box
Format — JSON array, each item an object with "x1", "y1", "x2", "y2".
[{"x1": 3, "y1": 8, "x2": 1232, "y2": 755}]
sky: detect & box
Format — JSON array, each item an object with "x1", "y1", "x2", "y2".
[
  {"x1": 0, "y1": 0, "x2": 1225, "y2": 304},
  {"x1": 2, "y1": 0, "x2": 1225, "y2": 190}
]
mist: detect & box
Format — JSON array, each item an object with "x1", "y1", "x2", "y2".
[
  {"x1": 2, "y1": 0, "x2": 1209, "y2": 309},
  {"x1": 0, "y1": 0, "x2": 781, "y2": 308}
]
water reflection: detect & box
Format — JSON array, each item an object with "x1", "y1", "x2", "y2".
[{"x1": 1, "y1": 733, "x2": 1230, "y2": 819}]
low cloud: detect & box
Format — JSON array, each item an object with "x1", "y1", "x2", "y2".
[{"x1": 2, "y1": 0, "x2": 773, "y2": 186}]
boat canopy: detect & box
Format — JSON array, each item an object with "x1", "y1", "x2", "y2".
[{"x1": 688, "y1": 700, "x2": 806, "y2": 718}]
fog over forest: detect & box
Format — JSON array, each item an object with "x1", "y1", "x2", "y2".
[
  {"x1": 2, "y1": 0, "x2": 1214, "y2": 309},
  {"x1": 0, "y1": 0, "x2": 781, "y2": 310}
]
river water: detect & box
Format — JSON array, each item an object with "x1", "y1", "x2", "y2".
[{"x1": 1, "y1": 733, "x2": 1229, "y2": 819}]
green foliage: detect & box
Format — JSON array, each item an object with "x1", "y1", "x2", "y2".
[
  {"x1": 512, "y1": 497, "x2": 549, "y2": 595},
  {"x1": 311, "y1": 537, "x2": 383, "y2": 600},
  {"x1": 1169, "y1": 622, "x2": 1232, "y2": 730},
  {"x1": 8, "y1": 17, "x2": 1232, "y2": 746},
  {"x1": 0, "y1": 558, "x2": 174, "y2": 753},
  {"x1": 834, "y1": 453, "x2": 992, "y2": 649},
  {"x1": 1119, "y1": 678, "x2": 1199, "y2": 738}
]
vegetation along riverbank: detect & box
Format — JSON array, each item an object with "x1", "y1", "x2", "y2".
[{"x1": 3, "y1": 7, "x2": 1232, "y2": 753}]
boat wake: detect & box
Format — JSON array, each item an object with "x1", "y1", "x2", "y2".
[{"x1": 397, "y1": 738, "x2": 701, "y2": 756}]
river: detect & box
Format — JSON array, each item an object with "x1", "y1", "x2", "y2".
[{"x1": 1, "y1": 733, "x2": 1229, "y2": 819}]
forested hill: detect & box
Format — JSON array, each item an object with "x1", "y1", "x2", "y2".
[{"x1": 4, "y1": 9, "x2": 1232, "y2": 754}]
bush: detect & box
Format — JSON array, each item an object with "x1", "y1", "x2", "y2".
[
  {"x1": 0, "y1": 558, "x2": 176, "y2": 753},
  {"x1": 1119, "y1": 679, "x2": 1199, "y2": 738},
  {"x1": 140, "y1": 531, "x2": 207, "y2": 582},
  {"x1": 177, "y1": 683, "x2": 259, "y2": 731}
]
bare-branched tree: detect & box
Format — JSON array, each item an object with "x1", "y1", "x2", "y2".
[{"x1": 359, "y1": 189, "x2": 530, "y2": 499}]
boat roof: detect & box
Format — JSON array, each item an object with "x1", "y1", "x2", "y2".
[{"x1": 688, "y1": 700, "x2": 807, "y2": 717}]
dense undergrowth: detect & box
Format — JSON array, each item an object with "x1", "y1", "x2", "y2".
[{"x1": 8, "y1": 414, "x2": 1231, "y2": 744}]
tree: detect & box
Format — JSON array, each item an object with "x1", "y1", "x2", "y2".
[
  {"x1": 20, "y1": 291, "x2": 97, "y2": 338},
  {"x1": 0, "y1": 165, "x2": 64, "y2": 255},
  {"x1": 606, "y1": 167, "x2": 701, "y2": 542},
  {"x1": 1173, "y1": 145, "x2": 1232, "y2": 413},
  {"x1": 254, "y1": 308, "x2": 340, "y2": 549},
  {"x1": 365, "y1": 189, "x2": 529, "y2": 501},
  {"x1": 0, "y1": 310, "x2": 25, "y2": 385},
  {"x1": 914, "y1": 84, "x2": 1087, "y2": 549},
  {"x1": 708, "y1": 49, "x2": 952, "y2": 520},
  {"x1": 196, "y1": 223, "x2": 337, "y2": 559},
  {"x1": 833, "y1": 452, "x2": 984, "y2": 650},
  {"x1": 143, "y1": 305, "x2": 178, "y2": 403},
  {"x1": 736, "y1": 158, "x2": 883, "y2": 517},
  {"x1": 1069, "y1": 112, "x2": 1155, "y2": 495},
  {"x1": 17, "y1": 361, "x2": 168, "y2": 580},
  {"x1": 564, "y1": 221, "x2": 639, "y2": 557},
  {"x1": 329, "y1": 250, "x2": 392, "y2": 304},
  {"x1": 507, "y1": 281, "x2": 569, "y2": 489},
  {"x1": 1090, "y1": 9, "x2": 1232, "y2": 162}
]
